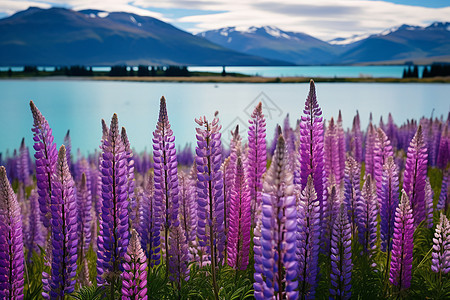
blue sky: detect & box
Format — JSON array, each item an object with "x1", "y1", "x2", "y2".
[{"x1": 0, "y1": 0, "x2": 448, "y2": 40}]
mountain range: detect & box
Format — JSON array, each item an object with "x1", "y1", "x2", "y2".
[{"x1": 0, "y1": 7, "x2": 449, "y2": 66}]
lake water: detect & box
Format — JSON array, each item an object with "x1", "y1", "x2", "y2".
[{"x1": 0, "y1": 79, "x2": 448, "y2": 156}]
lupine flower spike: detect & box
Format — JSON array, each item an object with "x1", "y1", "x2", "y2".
[
  {"x1": 77, "y1": 173, "x2": 92, "y2": 260},
  {"x1": 357, "y1": 174, "x2": 378, "y2": 253},
  {"x1": 122, "y1": 229, "x2": 148, "y2": 300},
  {"x1": 0, "y1": 166, "x2": 25, "y2": 300},
  {"x1": 431, "y1": 213, "x2": 450, "y2": 275},
  {"x1": 437, "y1": 169, "x2": 449, "y2": 212},
  {"x1": 344, "y1": 155, "x2": 361, "y2": 237}
]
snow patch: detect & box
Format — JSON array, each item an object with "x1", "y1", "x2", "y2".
[
  {"x1": 98, "y1": 12, "x2": 109, "y2": 18},
  {"x1": 89, "y1": 13, "x2": 96, "y2": 18},
  {"x1": 328, "y1": 33, "x2": 370, "y2": 45},
  {"x1": 220, "y1": 31, "x2": 228, "y2": 37},
  {"x1": 227, "y1": 37, "x2": 232, "y2": 43}
]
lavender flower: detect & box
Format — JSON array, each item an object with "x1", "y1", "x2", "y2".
[
  {"x1": 168, "y1": 221, "x2": 190, "y2": 289},
  {"x1": 324, "y1": 118, "x2": 341, "y2": 184},
  {"x1": 337, "y1": 111, "x2": 346, "y2": 184},
  {"x1": 344, "y1": 155, "x2": 361, "y2": 237},
  {"x1": 227, "y1": 156, "x2": 251, "y2": 271},
  {"x1": 431, "y1": 213, "x2": 450, "y2": 274},
  {"x1": 121, "y1": 127, "x2": 135, "y2": 225},
  {"x1": 364, "y1": 122, "x2": 377, "y2": 178},
  {"x1": 437, "y1": 122, "x2": 449, "y2": 169},
  {"x1": 17, "y1": 138, "x2": 32, "y2": 187},
  {"x1": 122, "y1": 229, "x2": 148, "y2": 300},
  {"x1": 30, "y1": 100, "x2": 58, "y2": 228},
  {"x1": 350, "y1": 111, "x2": 363, "y2": 163},
  {"x1": 26, "y1": 188, "x2": 44, "y2": 260},
  {"x1": 403, "y1": 125, "x2": 428, "y2": 227},
  {"x1": 255, "y1": 133, "x2": 298, "y2": 299},
  {"x1": 357, "y1": 175, "x2": 378, "y2": 252},
  {"x1": 389, "y1": 190, "x2": 414, "y2": 290},
  {"x1": 42, "y1": 146, "x2": 78, "y2": 298},
  {"x1": 330, "y1": 203, "x2": 352, "y2": 300},
  {"x1": 0, "y1": 166, "x2": 25, "y2": 300},
  {"x1": 77, "y1": 173, "x2": 92, "y2": 260},
  {"x1": 63, "y1": 130, "x2": 72, "y2": 170},
  {"x1": 425, "y1": 178, "x2": 434, "y2": 229},
  {"x1": 97, "y1": 114, "x2": 130, "y2": 286},
  {"x1": 179, "y1": 171, "x2": 197, "y2": 262},
  {"x1": 297, "y1": 175, "x2": 321, "y2": 298},
  {"x1": 374, "y1": 128, "x2": 394, "y2": 209},
  {"x1": 437, "y1": 169, "x2": 449, "y2": 212}
]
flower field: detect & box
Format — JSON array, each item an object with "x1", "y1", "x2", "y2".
[{"x1": 0, "y1": 80, "x2": 449, "y2": 299}]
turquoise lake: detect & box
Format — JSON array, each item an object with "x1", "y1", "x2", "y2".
[{"x1": 0, "y1": 79, "x2": 449, "y2": 156}]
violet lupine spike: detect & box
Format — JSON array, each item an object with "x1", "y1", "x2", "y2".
[
  {"x1": 18, "y1": 138, "x2": 32, "y2": 187},
  {"x1": 365, "y1": 122, "x2": 377, "y2": 178},
  {"x1": 195, "y1": 114, "x2": 224, "y2": 299},
  {"x1": 380, "y1": 156, "x2": 400, "y2": 253},
  {"x1": 168, "y1": 219, "x2": 190, "y2": 289},
  {"x1": 299, "y1": 80, "x2": 326, "y2": 238},
  {"x1": 356, "y1": 175, "x2": 378, "y2": 253},
  {"x1": 26, "y1": 188, "x2": 44, "y2": 260},
  {"x1": 337, "y1": 111, "x2": 346, "y2": 184},
  {"x1": 424, "y1": 178, "x2": 434, "y2": 229},
  {"x1": 386, "y1": 113, "x2": 398, "y2": 150},
  {"x1": 227, "y1": 156, "x2": 251, "y2": 271},
  {"x1": 152, "y1": 97, "x2": 181, "y2": 277},
  {"x1": 77, "y1": 173, "x2": 92, "y2": 260},
  {"x1": 437, "y1": 122, "x2": 449, "y2": 169},
  {"x1": 179, "y1": 171, "x2": 197, "y2": 263},
  {"x1": 330, "y1": 203, "x2": 352, "y2": 300},
  {"x1": 350, "y1": 111, "x2": 363, "y2": 163},
  {"x1": 255, "y1": 133, "x2": 298, "y2": 299},
  {"x1": 0, "y1": 166, "x2": 25, "y2": 300},
  {"x1": 437, "y1": 169, "x2": 449, "y2": 212},
  {"x1": 30, "y1": 100, "x2": 58, "y2": 228},
  {"x1": 389, "y1": 190, "x2": 414, "y2": 291},
  {"x1": 96, "y1": 114, "x2": 130, "y2": 286},
  {"x1": 42, "y1": 146, "x2": 78, "y2": 298},
  {"x1": 403, "y1": 125, "x2": 428, "y2": 227},
  {"x1": 121, "y1": 127, "x2": 136, "y2": 226},
  {"x1": 122, "y1": 229, "x2": 148, "y2": 300},
  {"x1": 221, "y1": 157, "x2": 231, "y2": 234},
  {"x1": 63, "y1": 130, "x2": 72, "y2": 170},
  {"x1": 343, "y1": 155, "x2": 361, "y2": 237},
  {"x1": 297, "y1": 175, "x2": 321, "y2": 299},
  {"x1": 373, "y1": 128, "x2": 394, "y2": 209},
  {"x1": 431, "y1": 213, "x2": 450, "y2": 274},
  {"x1": 324, "y1": 183, "x2": 341, "y2": 255},
  {"x1": 324, "y1": 117, "x2": 341, "y2": 185},
  {"x1": 247, "y1": 102, "x2": 267, "y2": 227}
]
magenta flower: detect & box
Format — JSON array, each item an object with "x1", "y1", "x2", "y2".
[
  {"x1": 122, "y1": 229, "x2": 148, "y2": 300},
  {"x1": 431, "y1": 213, "x2": 450, "y2": 274},
  {"x1": 0, "y1": 166, "x2": 25, "y2": 300},
  {"x1": 374, "y1": 128, "x2": 394, "y2": 209}
]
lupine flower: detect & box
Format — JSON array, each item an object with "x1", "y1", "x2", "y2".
[
  {"x1": 179, "y1": 171, "x2": 198, "y2": 262},
  {"x1": 152, "y1": 97, "x2": 181, "y2": 277},
  {"x1": 380, "y1": 157, "x2": 400, "y2": 252},
  {"x1": 17, "y1": 138, "x2": 32, "y2": 187},
  {"x1": 122, "y1": 229, "x2": 148, "y2": 300},
  {"x1": 350, "y1": 111, "x2": 363, "y2": 163},
  {"x1": 425, "y1": 178, "x2": 434, "y2": 229},
  {"x1": 374, "y1": 128, "x2": 394, "y2": 209},
  {"x1": 78, "y1": 257, "x2": 92, "y2": 288},
  {"x1": 42, "y1": 146, "x2": 78, "y2": 298},
  {"x1": 97, "y1": 114, "x2": 130, "y2": 286},
  {"x1": 299, "y1": 80, "x2": 326, "y2": 236},
  {"x1": 389, "y1": 190, "x2": 414, "y2": 290},
  {"x1": 386, "y1": 113, "x2": 398, "y2": 150},
  {"x1": 297, "y1": 175, "x2": 321, "y2": 299},
  {"x1": 365, "y1": 122, "x2": 377, "y2": 178},
  {"x1": 168, "y1": 219, "x2": 190, "y2": 289},
  {"x1": 437, "y1": 169, "x2": 449, "y2": 212},
  {"x1": 121, "y1": 127, "x2": 135, "y2": 226},
  {"x1": 221, "y1": 157, "x2": 231, "y2": 233},
  {"x1": 344, "y1": 155, "x2": 361, "y2": 237},
  {"x1": 63, "y1": 130, "x2": 72, "y2": 170},
  {"x1": 437, "y1": 122, "x2": 449, "y2": 169},
  {"x1": 227, "y1": 156, "x2": 251, "y2": 271},
  {"x1": 431, "y1": 213, "x2": 450, "y2": 274},
  {"x1": 254, "y1": 133, "x2": 298, "y2": 299},
  {"x1": 330, "y1": 203, "x2": 352, "y2": 300},
  {"x1": 357, "y1": 175, "x2": 378, "y2": 252},
  {"x1": 30, "y1": 100, "x2": 58, "y2": 228},
  {"x1": 0, "y1": 166, "x2": 25, "y2": 300},
  {"x1": 403, "y1": 125, "x2": 428, "y2": 227},
  {"x1": 247, "y1": 102, "x2": 267, "y2": 227},
  {"x1": 26, "y1": 188, "x2": 44, "y2": 260},
  {"x1": 324, "y1": 118, "x2": 341, "y2": 184},
  {"x1": 337, "y1": 111, "x2": 346, "y2": 184},
  {"x1": 77, "y1": 173, "x2": 92, "y2": 260},
  {"x1": 195, "y1": 114, "x2": 224, "y2": 299}
]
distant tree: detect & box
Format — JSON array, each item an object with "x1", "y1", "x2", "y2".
[
  {"x1": 109, "y1": 65, "x2": 128, "y2": 76},
  {"x1": 7, "y1": 68, "x2": 12, "y2": 77},
  {"x1": 422, "y1": 66, "x2": 429, "y2": 78},
  {"x1": 222, "y1": 66, "x2": 226, "y2": 77},
  {"x1": 151, "y1": 66, "x2": 156, "y2": 76},
  {"x1": 413, "y1": 65, "x2": 419, "y2": 78},
  {"x1": 137, "y1": 65, "x2": 150, "y2": 76},
  {"x1": 128, "y1": 66, "x2": 135, "y2": 76}
]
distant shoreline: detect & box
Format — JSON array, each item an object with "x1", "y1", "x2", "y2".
[{"x1": 1, "y1": 75, "x2": 449, "y2": 83}]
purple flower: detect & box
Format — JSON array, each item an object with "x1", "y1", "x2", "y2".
[
  {"x1": 357, "y1": 175, "x2": 378, "y2": 252},
  {"x1": 364, "y1": 122, "x2": 377, "y2": 178},
  {"x1": 344, "y1": 155, "x2": 361, "y2": 237},
  {"x1": 403, "y1": 125, "x2": 428, "y2": 227},
  {"x1": 168, "y1": 221, "x2": 190, "y2": 289},
  {"x1": 297, "y1": 175, "x2": 321, "y2": 298},
  {"x1": 431, "y1": 213, "x2": 450, "y2": 274},
  {"x1": 337, "y1": 111, "x2": 346, "y2": 184},
  {"x1": 425, "y1": 178, "x2": 434, "y2": 229},
  {"x1": 77, "y1": 173, "x2": 92, "y2": 260},
  {"x1": 25, "y1": 188, "x2": 44, "y2": 260},
  {"x1": 179, "y1": 170, "x2": 198, "y2": 263},
  {"x1": 17, "y1": 138, "x2": 32, "y2": 187},
  {"x1": 30, "y1": 100, "x2": 58, "y2": 228},
  {"x1": 324, "y1": 118, "x2": 341, "y2": 185},
  {"x1": 227, "y1": 156, "x2": 251, "y2": 271},
  {"x1": 96, "y1": 114, "x2": 130, "y2": 286},
  {"x1": 389, "y1": 190, "x2": 414, "y2": 290},
  {"x1": 374, "y1": 128, "x2": 394, "y2": 210},
  {"x1": 122, "y1": 229, "x2": 148, "y2": 300},
  {"x1": 42, "y1": 146, "x2": 78, "y2": 298},
  {"x1": 254, "y1": 133, "x2": 298, "y2": 299},
  {"x1": 437, "y1": 169, "x2": 449, "y2": 212},
  {"x1": 330, "y1": 203, "x2": 352, "y2": 300},
  {"x1": 63, "y1": 130, "x2": 72, "y2": 170},
  {"x1": 247, "y1": 102, "x2": 267, "y2": 227},
  {"x1": 437, "y1": 121, "x2": 449, "y2": 169},
  {"x1": 0, "y1": 166, "x2": 25, "y2": 300},
  {"x1": 349, "y1": 111, "x2": 363, "y2": 163},
  {"x1": 121, "y1": 127, "x2": 135, "y2": 225}
]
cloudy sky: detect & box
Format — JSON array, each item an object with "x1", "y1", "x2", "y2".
[{"x1": 0, "y1": 0, "x2": 449, "y2": 40}]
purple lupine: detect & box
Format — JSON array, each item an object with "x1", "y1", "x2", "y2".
[
  {"x1": 77, "y1": 173, "x2": 92, "y2": 260},
  {"x1": 389, "y1": 190, "x2": 414, "y2": 291},
  {"x1": 337, "y1": 111, "x2": 346, "y2": 184},
  {"x1": 431, "y1": 213, "x2": 450, "y2": 274},
  {"x1": 365, "y1": 122, "x2": 377, "y2": 178},
  {"x1": 254, "y1": 133, "x2": 298, "y2": 299},
  {"x1": 425, "y1": 178, "x2": 434, "y2": 229},
  {"x1": 297, "y1": 175, "x2": 321, "y2": 299},
  {"x1": 386, "y1": 113, "x2": 398, "y2": 150},
  {"x1": 437, "y1": 169, "x2": 449, "y2": 212},
  {"x1": 17, "y1": 138, "x2": 32, "y2": 187},
  {"x1": 42, "y1": 146, "x2": 78, "y2": 298},
  {"x1": 97, "y1": 114, "x2": 130, "y2": 288},
  {"x1": 350, "y1": 111, "x2": 363, "y2": 163},
  {"x1": 0, "y1": 166, "x2": 25, "y2": 300},
  {"x1": 26, "y1": 188, "x2": 44, "y2": 260},
  {"x1": 152, "y1": 97, "x2": 181, "y2": 277},
  {"x1": 343, "y1": 155, "x2": 361, "y2": 237},
  {"x1": 380, "y1": 157, "x2": 400, "y2": 253},
  {"x1": 247, "y1": 102, "x2": 267, "y2": 227},
  {"x1": 374, "y1": 128, "x2": 394, "y2": 208},
  {"x1": 324, "y1": 117, "x2": 341, "y2": 185},
  {"x1": 195, "y1": 114, "x2": 224, "y2": 299},
  {"x1": 179, "y1": 171, "x2": 197, "y2": 262},
  {"x1": 122, "y1": 229, "x2": 148, "y2": 300},
  {"x1": 227, "y1": 156, "x2": 251, "y2": 271},
  {"x1": 357, "y1": 175, "x2": 378, "y2": 253},
  {"x1": 121, "y1": 127, "x2": 135, "y2": 226},
  {"x1": 221, "y1": 157, "x2": 231, "y2": 234},
  {"x1": 299, "y1": 80, "x2": 326, "y2": 236},
  {"x1": 63, "y1": 130, "x2": 72, "y2": 170},
  {"x1": 30, "y1": 100, "x2": 58, "y2": 228},
  {"x1": 168, "y1": 219, "x2": 190, "y2": 290},
  {"x1": 330, "y1": 203, "x2": 352, "y2": 300},
  {"x1": 403, "y1": 125, "x2": 428, "y2": 227},
  {"x1": 437, "y1": 122, "x2": 449, "y2": 169}
]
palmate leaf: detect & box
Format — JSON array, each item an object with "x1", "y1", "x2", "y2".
[{"x1": 70, "y1": 286, "x2": 106, "y2": 300}]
